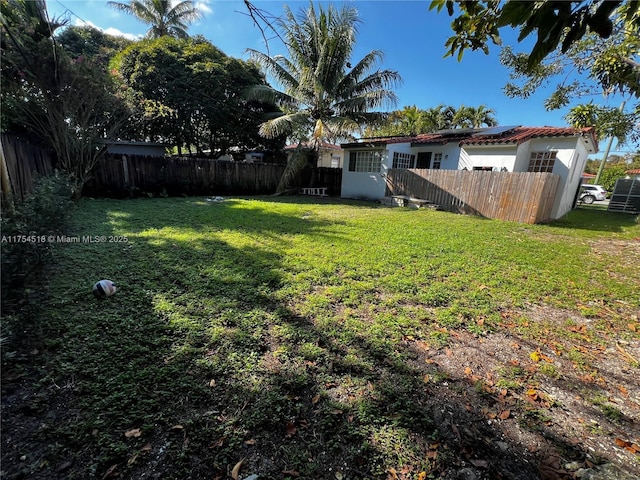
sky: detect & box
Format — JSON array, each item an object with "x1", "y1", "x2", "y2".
[{"x1": 44, "y1": 0, "x2": 635, "y2": 157}]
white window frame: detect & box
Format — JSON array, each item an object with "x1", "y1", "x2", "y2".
[
  {"x1": 392, "y1": 151, "x2": 415, "y2": 169},
  {"x1": 432, "y1": 153, "x2": 442, "y2": 169},
  {"x1": 349, "y1": 150, "x2": 383, "y2": 173},
  {"x1": 528, "y1": 151, "x2": 557, "y2": 173}
]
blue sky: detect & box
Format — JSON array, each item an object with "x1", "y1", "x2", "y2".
[{"x1": 45, "y1": 0, "x2": 633, "y2": 156}]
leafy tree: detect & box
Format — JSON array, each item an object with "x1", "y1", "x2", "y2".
[
  {"x1": 1, "y1": 0, "x2": 133, "y2": 196},
  {"x1": 430, "y1": 0, "x2": 638, "y2": 74},
  {"x1": 245, "y1": 2, "x2": 401, "y2": 193},
  {"x1": 56, "y1": 24, "x2": 132, "y2": 65},
  {"x1": 107, "y1": 0, "x2": 201, "y2": 39},
  {"x1": 432, "y1": 0, "x2": 639, "y2": 148},
  {"x1": 112, "y1": 36, "x2": 284, "y2": 157}
]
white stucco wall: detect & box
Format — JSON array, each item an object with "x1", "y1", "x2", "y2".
[
  {"x1": 521, "y1": 137, "x2": 586, "y2": 219},
  {"x1": 459, "y1": 145, "x2": 517, "y2": 171},
  {"x1": 412, "y1": 144, "x2": 461, "y2": 170},
  {"x1": 340, "y1": 147, "x2": 388, "y2": 200}
]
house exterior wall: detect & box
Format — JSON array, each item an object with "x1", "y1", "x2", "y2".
[
  {"x1": 285, "y1": 148, "x2": 343, "y2": 168},
  {"x1": 341, "y1": 134, "x2": 590, "y2": 219},
  {"x1": 519, "y1": 137, "x2": 586, "y2": 218},
  {"x1": 106, "y1": 143, "x2": 166, "y2": 156},
  {"x1": 341, "y1": 147, "x2": 388, "y2": 200},
  {"x1": 459, "y1": 145, "x2": 517, "y2": 171},
  {"x1": 412, "y1": 144, "x2": 461, "y2": 170}
]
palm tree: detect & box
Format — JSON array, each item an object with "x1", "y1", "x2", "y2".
[
  {"x1": 107, "y1": 0, "x2": 201, "y2": 39},
  {"x1": 454, "y1": 105, "x2": 498, "y2": 128},
  {"x1": 246, "y1": 2, "x2": 401, "y2": 193}
]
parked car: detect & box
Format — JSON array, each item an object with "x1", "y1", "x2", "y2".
[{"x1": 580, "y1": 184, "x2": 607, "y2": 201}]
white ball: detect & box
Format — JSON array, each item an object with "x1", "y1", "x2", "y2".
[{"x1": 93, "y1": 279, "x2": 117, "y2": 298}]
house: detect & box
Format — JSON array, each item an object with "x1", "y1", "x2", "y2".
[
  {"x1": 105, "y1": 140, "x2": 167, "y2": 157},
  {"x1": 285, "y1": 142, "x2": 343, "y2": 168},
  {"x1": 340, "y1": 126, "x2": 598, "y2": 220}
]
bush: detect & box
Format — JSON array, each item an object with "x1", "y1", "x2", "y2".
[{"x1": 1, "y1": 171, "x2": 74, "y2": 306}]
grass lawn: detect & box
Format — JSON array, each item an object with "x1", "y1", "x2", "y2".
[{"x1": 2, "y1": 197, "x2": 639, "y2": 480}]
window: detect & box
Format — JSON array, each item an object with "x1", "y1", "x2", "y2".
[
  {"x1": 331, "y1": 155, "x2": 341, "y2": 168},
  {"x1": 348, "y1": 150, "x2": 383, "y2": 172},
  {"x1": 416, "y1": 152, "x2": 432, "y2": 169},
  {"x1": 392, "y1": 151, "x2": 415, "y2": 169},
  {"x1": 432, "y1": 153, "x2": 442, "y2": 169},
  {"x1": 528, "y1": 151, "x2": 557, "y2": 173},
  {"x1": 473, "y1": 166, "x2": 493, "y2": 171}
]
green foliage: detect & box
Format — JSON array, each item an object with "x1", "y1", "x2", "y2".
[
  {"x1": 433, "y1": 0, "x2": 640, "y2": 146},
  {"x1": 364, "y1": 104, "x2": 498, "y2": 137},
  {"x1": 1, "y1": 172, "x2": 74, "y2": 300},
  {"x1": 112, "y1": 36, "x2": 283, "y2": 156},
  {"x1": 1, "y1": 0, "x2": 134, "y2": 193},
  {"x1": 245, "y1": 2, "x2": 401, "y2": 191}
]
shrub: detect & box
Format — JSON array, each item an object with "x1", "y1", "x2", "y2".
[{"x1": 1, "y1": 171, "x2": 74, "y2": 307}]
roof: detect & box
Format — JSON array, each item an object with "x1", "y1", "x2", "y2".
[
  {"x1": 341, "y1": 126, "x2": 598, "y2": 153},
  {"x1": 626, "y1": 168, "x2": 640, "y2": 174}
]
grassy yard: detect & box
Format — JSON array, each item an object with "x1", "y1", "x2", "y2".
[{"x1": 2, "y1": 197, "x2": 639, "y2": 480}]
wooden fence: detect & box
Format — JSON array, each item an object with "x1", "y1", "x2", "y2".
[
  {"x1": 386, "y1": 169, "x2": 560, "y2": 224},
  {"x1": 84, "y1": 154, "x2": 343, "y2": 197},
  {"x1": 0, "y1": 134, "x2": 342, "y2": 199},
  {"x1": 1, "y1": 133, "x2": 54, "y2": 202}
]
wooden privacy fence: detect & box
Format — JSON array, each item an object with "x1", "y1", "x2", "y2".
[
  {"x1": 84, "y1": 154, "x2": 343, "y2": 197},
  {"x1": 1, "y1": 133, "x2": 54, "y2": 202},
  {"x1": 386, "y1": 169, "x2": 560, "y2": 224}
]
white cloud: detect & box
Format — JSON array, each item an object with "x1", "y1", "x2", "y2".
[
  {"x1": 195, "y1": 1, "x2": 213, "y2": 15},
  {"x1": 72, "y1": 18, "x2": 141, "y2": 41}
]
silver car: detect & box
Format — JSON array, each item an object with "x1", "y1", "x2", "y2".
[{"x1": 580, "y1": 184, "x2": 607, "y2": 201}]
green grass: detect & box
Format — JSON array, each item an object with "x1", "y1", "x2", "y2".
[{"x1": 4, "y1": 197, "x2": 639, "y2": 479}]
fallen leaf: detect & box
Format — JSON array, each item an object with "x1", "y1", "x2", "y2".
[
  {"x1": 141, "y1": 443, "x2": 152, "y2": 452},
  {"x1": 615, "y1": 438, "x2": 640, "y2": 453},
  {"x1": 285, "y1": 421, "x2": 297, "y2": 437},
  {"x1": 469, "y1": 459, "x2": 488, "y2": 468},
  {"x1": 231, "y1": 458, "x2": 244, "y2": 480},
  {"x1": 417, "y1": 473, "x2": 427, "y2": 480},
  {"x1": 629, "y1": 323, "x2": 637, "y2": 332},
  {"x1": 386, "y1": 467, "x2": 399, "y2": 480},
  {"x1": 127, "y1": 452, "x2": 139, "y2": 466},
  {"x1": 244, "y1": 439, "x2": 256, "y2": 446},
  {"x1": 617, "y1": 385, "x2": 629, "y2": 397},
  {"x1": 124, "y1": 428, "x2": 142, "y2": 438},
  {"x1": 208, "y1": 379, "x2": 216, "y2": 387},
  {"x1": 427, "y1": 450, "x2": 438, "y2": 459},
  {"x1": 499, "y1": 409, "x2": 511, "y2": 420},
  {"x1": 334, "y1": 472, "x2": 343, "y2": 480},
  {"x1": 311, "y1": 394, "x2": 321, "y2": 404},
  {"x1": 282, "y1": 470, "x2": 300, "y2": 477},
  {"x1": 171, "y1": 425, "x2": 184, "y2": 431},
  {"x1": 464, "y1": 366, "x2": 472, "y2": 376}
]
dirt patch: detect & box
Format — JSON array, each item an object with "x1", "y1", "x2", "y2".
[{"x1": 406, "y1": 303, "x2": 640, "y2": 479}]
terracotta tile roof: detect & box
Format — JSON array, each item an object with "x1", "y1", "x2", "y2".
[
  {"x1": 626, "y1": 168, "x2": 640, "y2": 174},
  {"x1": 460, "y1": 126, "x2": 597, "y2": 147},
  {"x1": 341, "y1": 126, "x2": 598, "y2": 152}
]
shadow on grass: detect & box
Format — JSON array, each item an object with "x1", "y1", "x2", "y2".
[{"x1": 3, "y1": 197, "x2": 632, "y2": 480}]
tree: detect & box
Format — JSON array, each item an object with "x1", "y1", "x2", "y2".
[
  {"x1": 112, "y1": 36, "x2": 284, "y2": 157},
  {"x1": 245, "y1": 2, "x2": 401, "y2": 193},
  {"x1": 364, "y1": 104, "x2": 498, "y2": 137},
  {"x1": 430, "y1": 1, "x2": 638, "y2": 77},
  {"x1": 452, "y1": 105, "x2": 498, "y2": 128},
  {"x1": 107, "y1": 0, "x2": 201, "y2": 39},
  {"x1": 432, "y1": 0, "x2": 639, "y2": 148},
  {"x1": 1, "y1": 0, "x2": 133, "y2": 196}
]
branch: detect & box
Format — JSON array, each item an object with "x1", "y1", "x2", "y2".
[{"x1": 239, "y1": 1, "x2": 284, "y2": 55}]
